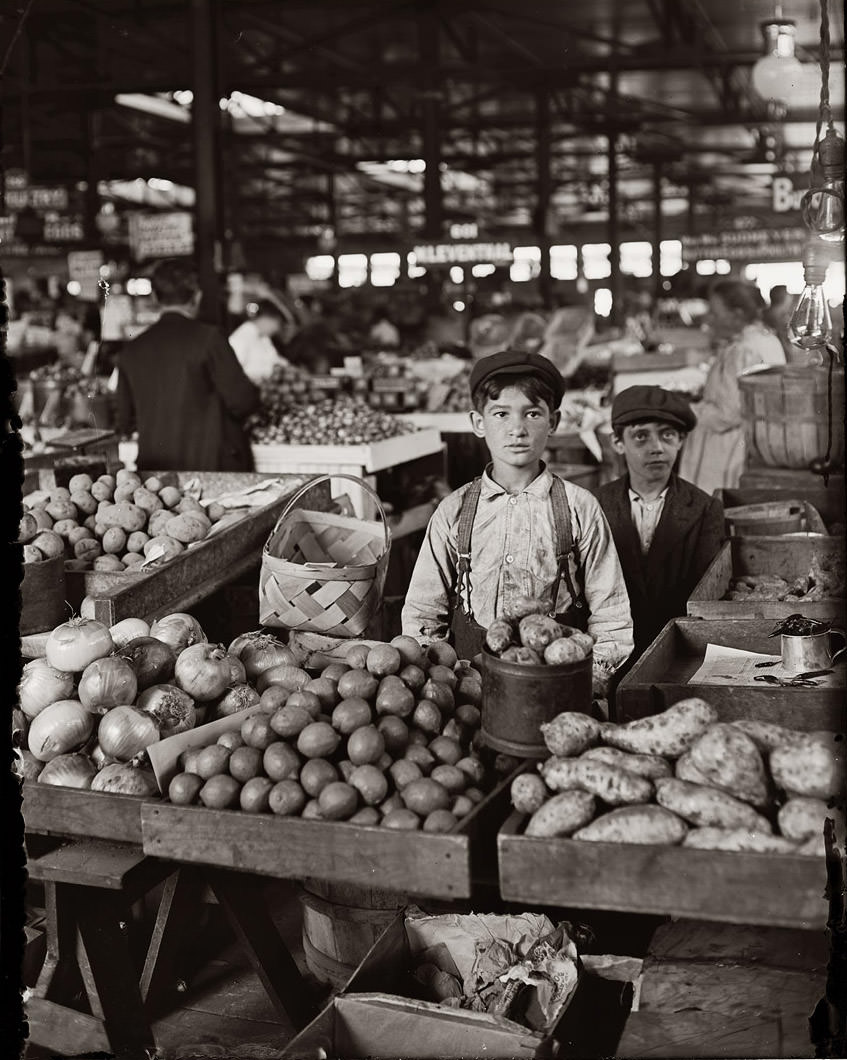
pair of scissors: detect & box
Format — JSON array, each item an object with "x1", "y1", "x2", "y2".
[{"x1": 753, "y1": 669, "x2": 832, "y2": 688}]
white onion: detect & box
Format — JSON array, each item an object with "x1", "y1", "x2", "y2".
[
  {"x1": 225, "y1": 654, "x2": 247, "y2": 685},
  {"x1": 214, "y1": 683, "x2": 261, "y2": 719},
  {"x1": 37, "y1": 753, "x2": 97, "y2": 789},
  {"x1": 78, "y1": 656, "x2": 138, "y2": 714},
  {"x1": 46, "y1": 618, "x2": 114, "y2": 673},
  {"x1": 174, "y1": 643, "x2": 234, "y2": 701},
  {"x1": 91, "y1": 762, "x2": 159, "y2": 797},
  {"x1": 18, "y1": 660, "x2": 76, "y2": 718},
  {"x1": 228, "y1": 631, "x2": 296, "y2": 682},
  {"x1": 149, "y1": 613, "x2": 206, "y2": 655},
  {"x1": 97, "y1": 706, "x2": 160, "y2": 762},
  {"x1": 137, "y1": 684, "x2": 197, "y2": 737},
  {"x1": 109, "y1": 617, "x2": 151, "y2": 649},
  {"x1": 27, "y1": 700, "x2": 95, "y2": 762}
]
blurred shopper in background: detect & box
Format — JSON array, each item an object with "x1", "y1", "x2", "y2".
[
  {"x1": 228, "y1": 299, "x2": 293, "y2": 385},
  {"x1": 115, "y1": 258, "x2": 259, "y2": 472},
  {"x1": 679, "y1": 279, "x2": 785, "y2": 494},
  {"x1": 764, "y1": 284, "x2": 801, "y2": 363},
  {"x1": 368, "y1": 306, "x2": 401, "y2": 348}
]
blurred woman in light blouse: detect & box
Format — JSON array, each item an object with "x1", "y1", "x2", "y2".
[{"x1": 680, "y1": 280, "x2": 785, "y2": 494}]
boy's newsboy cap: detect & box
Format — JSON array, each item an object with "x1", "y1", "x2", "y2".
[
  {"x1": 611, "y1": 385, "x2": 697, "y2": 432},
  {"x1": 469, "y1": 349, "x2": 565, "y2": 408}
]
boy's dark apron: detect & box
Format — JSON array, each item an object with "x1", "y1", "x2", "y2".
[{"x1": 450, "y1": 475, "x2": 589, "y2": 660}]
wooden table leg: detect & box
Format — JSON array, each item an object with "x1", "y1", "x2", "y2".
[
  {"x1": 206, "y1": 868, "x2": 317, "y2": 1030},
  {"x1": 73, "y1": 885, "x2": 157, "y2": 1058},
  {"x1": 140, "y1": 866, "x2": 203, "y2": 1014},
  {"x1": 32, "y1": 882, "x2": 83, "y2": 1004}
]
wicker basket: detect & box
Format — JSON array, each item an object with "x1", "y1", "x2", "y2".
[{"x1": 259, "y1": 474, "x2": 391, "y2": 638}]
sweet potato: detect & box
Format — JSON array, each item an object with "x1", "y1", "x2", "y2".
[
  {"x1": 541, "y1": 756, "x2": 654, "y2": 805},
  {"x1": 600, "y1": 698, "x2": 718, "y2": 758},
  {"x1": 540, "y1": 712, "x2": 600, "y2": 757},
  {"x1": 166, "y1": 512, "x2": 211, "y2": 544},
  {"x1": 573, "y1": 805, "x2": 687, "y2": 845},
  {"x1": 654, "y1": 777, "x2": 772, "y2": 832},
  {"x1": 777, "y1": 797, "x2": 843, "y2": 842},
  {"x1": 511, "y1": 773, "x2": 549, "y2": 815},
  {"x1": 525, "y1": 790, "x2": 596, "y2": 837},
  {"x1": 544, "y1": 636, "x2": 588, "y2": 665},
  {"x1": 500, "y1": 646, "x2": 542, "y2": 665},
  {"x1": 682, "y1": 827, "x2": 798, "y2": 854},
  {"x1": 730, "y1": 718, "x2": 794, "y2": 752},
  {"x1": 582, "y1": 746, "x2": 672, "y2": 780},
  {"x1": 769, "y1": 733, "x2": 844, "y2": 801},
  {"x1": 485, "y1": 619, "x2": 514, "y2": 655},
  {"x1": 674, "y1": 751, "x2": 714, "y2": 787},
  {"x1": 518, "y1": 614, "x2": 562, "y2": 653},
  {"x1": 689, "y1": 724, "x2": 769, "y2": 808}
]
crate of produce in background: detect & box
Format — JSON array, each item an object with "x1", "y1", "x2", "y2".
[{"x1": 687, "y1": 535, "x2": 845, "y2": 623}]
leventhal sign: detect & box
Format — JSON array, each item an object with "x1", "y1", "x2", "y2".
[{"x1": 411, "y1": 240, "x2": 513, "y2": 266}]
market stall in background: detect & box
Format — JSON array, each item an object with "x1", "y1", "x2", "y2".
[{"x1": 5, "y1": 1, "x2": 846, "y2": 1059}]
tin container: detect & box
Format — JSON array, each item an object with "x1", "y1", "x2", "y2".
[{"x1": 480, "y1": 648, "x2": 593, "y2": 758}]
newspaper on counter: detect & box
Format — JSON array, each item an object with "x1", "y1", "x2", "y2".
[{"x1": 689, "y1": 643, "x2": 845, "y2": 688}]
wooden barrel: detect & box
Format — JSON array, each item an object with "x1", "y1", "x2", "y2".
[
  {"x1": 724, "y1": 501, "x2": 806, "y2": 537},
  {"x1": 20, "y1": 555, "x2": 67, "y2": 635},
  {"x1": 300, "y1": 879, "x2": 408, "y2": 990},
  {"x1": 740, "y1": 365, "x2": 845, "y2": 470}
]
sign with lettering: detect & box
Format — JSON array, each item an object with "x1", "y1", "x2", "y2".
[
  {"x1": 771, "y1": 173, "x2": 808, "y2": 215},
  {"x1": 68, "y1": 250, "x2": 104, "y2": 300},
  {"x1": 44, "y1": 215, "x2": 85, "y2": 243},
  {"x1": 681, "y1": 225, "x2": 807, "y2": 263},
  {"x1": 5, "y1": 186, "x2": 69, "y2": 211},
  {"x1": 411, "y1": 240, "x2": 513, "y2": 266},
  {"x1": 128, "y1": 211, "x2": 194, "y2": 261}
]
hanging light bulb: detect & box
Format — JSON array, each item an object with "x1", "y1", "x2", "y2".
[
  {"x1": 802, "y1": 126, "x2": 845, "y2": 242},
  {"x1": 750, "y1": 14, "x2": 804, "y2": 115},
  {"x1": 789, "y1": 239, "x2": 833, "y2": 349}
]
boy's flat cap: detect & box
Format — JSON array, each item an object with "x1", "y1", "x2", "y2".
[
  {"x1": 469, "y1": 349, "x2": 565, "y2": 407},
  {"x1": 611, "y1": 385, "x2": 697, "y2": 432}
]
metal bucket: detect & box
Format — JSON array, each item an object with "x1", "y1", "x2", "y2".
[{"x1": 480, "y1": 647, "x2": 593, "y2": 758}]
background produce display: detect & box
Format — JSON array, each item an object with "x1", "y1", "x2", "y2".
[
  {"x1": 19, "y1": 469, "x2": 241, "y2": 573},
  {"x1": 509, "y1": 700, "x2": 843, "y2": 856},
  {"x1": 248, "y1": 387, "x2": 417, "y2": 446},
  {"x1": 164, "y1": 634, "x2": 504, "y2": 832},
  {"x1": 727, "y1": 552, "x2": 846, "y2": 602}
]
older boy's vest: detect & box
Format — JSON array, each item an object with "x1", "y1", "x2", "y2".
[{"x1": 451, "y1": 474, "x2": 588, "y2": 660}]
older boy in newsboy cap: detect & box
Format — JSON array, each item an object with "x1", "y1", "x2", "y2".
[{"x1": 594, "y1": 385, "x2": 724, "y2": 663}]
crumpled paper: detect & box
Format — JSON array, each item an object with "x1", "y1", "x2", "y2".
[{"x1": 406, "y1": 911, "x2": 579, "y2": 1030}]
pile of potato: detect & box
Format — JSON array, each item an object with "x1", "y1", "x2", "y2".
[
  {"x1": 510, "y1": 698, "x2": 843, "y2": 856},
  {"x1": 485, "y1": 597, "x2": 594, "y2": 666},
  {"x1": 166, "y1": 635, "x2": 504, "y2": 832},
  {"x1": 19, "y1": 470, "x2": 238, "y2": 573}
]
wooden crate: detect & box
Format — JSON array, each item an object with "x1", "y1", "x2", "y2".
[
  {"x1": 140, "y1": 769, "x2": 515, "y2": 900},
  {"x1": 21, "y1": 783, "x2": 156, "y2": 844},
  {"x1": 687, "y1": 537, "x2": 846, "y2": 622},
  {"x1": 718, "y1": 487, "x2": 846, "y2": 532},
  {"x1": 284, "y1": 909, "x2": 586, "y2": 1059},
  {"x1": 615, "y1": 618, "x2": 846, "y2": 730},
  {"x1": 63, "y1": 473, "x2": 328, "y2": 627},
  {"x1": 497, "y1": 812, "x2": 827, "y2": 930}
]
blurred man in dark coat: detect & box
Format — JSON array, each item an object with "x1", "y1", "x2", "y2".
[
  {"x1": 594, "y1": 386, "x2": 724, "y2": 663},
  {"x1": 115, "y1": 258, "x2": 260, "y2": 472}
]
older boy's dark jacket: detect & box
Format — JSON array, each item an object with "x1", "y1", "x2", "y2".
[{"x1": 593, "y1": 473, "x2": 724, "y2": 656}]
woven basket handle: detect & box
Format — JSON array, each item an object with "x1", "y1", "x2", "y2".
[{"x1": 267, "y1": 473, "x2": 391, "y2": 551}]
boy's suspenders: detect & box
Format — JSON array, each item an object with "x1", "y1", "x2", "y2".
[{"x1": 454, "y1": 475, "x2": 585, "y2": 620}]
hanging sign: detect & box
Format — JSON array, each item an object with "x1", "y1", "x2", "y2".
[
  {"x1": 128, "y1": 211, "x2": 194, "y2": 261},
  {"x1": 411, "y1": 240, "x2": 513, "y2": 267},
  {"x1": 68, "y1": 249, "x2": 104, "y2": 300},
  {"x1": 681, "y1": 225, "x2": 807, "y2": 263},
  {"x1": 771, "y1": 172, "x2": 807, "y2": 215}
]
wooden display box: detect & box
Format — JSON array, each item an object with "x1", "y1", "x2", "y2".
[
  {"x1": 284, "y1": 910, "x2": 583, "y2": 1059},
  {"x1": 687, "y1": 537, "x2": 846, "y2": 622},
  {"x1": 615, "y1": 618, "x2": 846, "y2": 731},
  {"x1": 497, "y1": 812, "x2": 827, "y2": 930},
  {"x1": 21, "y1": 783, "x2": 156, "y2": 844},
  {"x1": 63, "y1": 473, "x2": 326, "y2": 627},
  {"x1": 140, "y1": 770, "x2": 514, "y2": 900}
]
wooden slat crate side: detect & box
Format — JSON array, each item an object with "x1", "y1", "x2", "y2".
[
  {"x1": 83, "y1": 476, "x2": 329, "y2": 625},
  {"x1": 21, "y1": 784, "x2": 151, "y2": 844},
  {"x1": 496, "y1": 815, "x2": 827, "y2": 929},
  {"x1": 140, "y1": 805, "x2": 471, "y2": 898}
]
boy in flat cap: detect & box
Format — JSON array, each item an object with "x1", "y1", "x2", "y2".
[
  {"x1": 594, "y1": 385, "x2": 724, "y2": 662},
  {"x1": 402, "y1": 349, "x2": 634, "y2": 698}
]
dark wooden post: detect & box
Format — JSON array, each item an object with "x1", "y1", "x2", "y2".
[
  {"x1": 652, "y1": 161, "x2": 664, "y2": 303},
  {"x1": 535, "y1": 85, "x2": 553, "y2": 310},
  {"x1": 607, "y1": 66, "x2": 621, "y2": 328},
  {"x1": 419, "y1": 6, "x2": 443, "y2": 315},
  {"x1": 191, "y1": 0, "x2": 222, "y2": 323}
]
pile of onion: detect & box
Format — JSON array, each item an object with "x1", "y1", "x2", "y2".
[
  {"x1": 118, "y1": 637, "x2": 176, "y2": 690},
  {"x1": 78, "y1": 656, "x2": 138, "y2": 714},
  {"x1": 149, "y1": 613, "x2": 206, "y2": 655},
  {"x1": 28, "y1": 700, "x2": 95, "y2": 762},
  {"x1": 174, "y1": 642, "x2": 235, "y2": 701},
  {"x1": 18, "y1": 659, "x2": 75, "y2": 719},
  {"x1": 91, "y1": 762, "x2": 159, "y2": 797},
  {"x1": 38, "y1": 753, "x2": 97, "y2": 790},
  {"x1": 137, "y1": 684, "x2": 196, "y2": 737},
  {"x1": 45, "y1": 618, "x2": 113, "y2": 673},
  {"x1": 97, "y1": 705, "x2": 160, "y2": 762}
]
